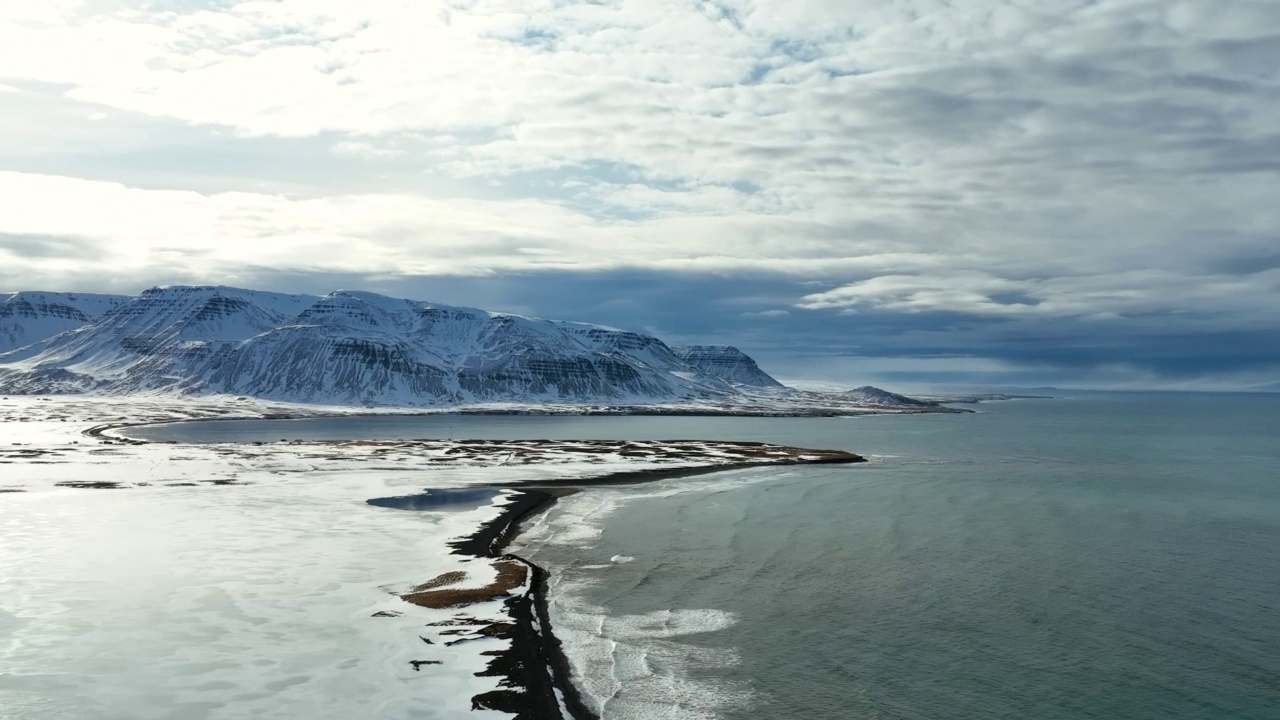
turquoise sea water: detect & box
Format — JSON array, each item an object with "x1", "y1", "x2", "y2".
[{"x1": 133, "y1": 393, "x2": 1280, "y2": 719}]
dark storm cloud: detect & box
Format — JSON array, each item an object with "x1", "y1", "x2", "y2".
[{"x1": 222, "y1": 267, "x2": 1280, "y2": 388}]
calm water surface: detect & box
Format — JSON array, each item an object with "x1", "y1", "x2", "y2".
[{"x1": 133, "y1": 393, "x2": 1280, "y2": 719}]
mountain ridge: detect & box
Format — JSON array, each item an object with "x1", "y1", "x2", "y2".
[
  {"x1": 672, "y1": 345, "x2": 785, "y2": 388},
  {"x1": 0, "y1": 291, "x2": 130, "y2": 354},
  {"x1": 0, "y1": 286, "x2": 770, "y2": 405},
  {"x1": 0, "y1": 285, "x2": 953, "y2": 413}
]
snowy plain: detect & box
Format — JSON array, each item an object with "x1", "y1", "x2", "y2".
[{"x1": 0, "y1": 397, "x2": 528, "y2": 719}]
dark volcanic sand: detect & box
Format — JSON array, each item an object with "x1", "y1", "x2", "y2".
[{"x1": 413, "y1": 450, "x2": 867, "y2": 719}]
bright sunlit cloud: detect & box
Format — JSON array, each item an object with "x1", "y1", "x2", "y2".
[{"x1": 2, "y1": 0, "x2": 1279, "y2": 387}]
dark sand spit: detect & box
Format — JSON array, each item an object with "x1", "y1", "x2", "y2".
[{"x1": 394, "y1": 448, "x2": 866, "y2": 719}]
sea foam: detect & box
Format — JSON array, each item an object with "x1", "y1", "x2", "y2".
[{"x1": 514, "y1": 477, "x2": 779, "y2": 719}]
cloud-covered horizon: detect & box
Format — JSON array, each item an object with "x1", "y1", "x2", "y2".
[{"x1": 2, "y1": 1, "x2": 1278, "y2": 390}]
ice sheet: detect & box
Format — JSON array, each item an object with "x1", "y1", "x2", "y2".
[{"x1": 0, "y1": 474, "x2": 515, "y2": 719}]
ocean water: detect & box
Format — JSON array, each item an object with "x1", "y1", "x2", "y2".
[
  {"x1": 512, "y1": 393, "x2": 1280, "y2": 719},
  {"x1": 127, "y1": 393, "x2": 1280, "y2": 719}
]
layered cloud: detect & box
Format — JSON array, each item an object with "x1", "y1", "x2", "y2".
[{"x1": 1, "y1": 0, "x2": 1278, "y2": 387}]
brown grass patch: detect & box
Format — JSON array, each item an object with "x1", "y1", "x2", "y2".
[{"x1": 401, "y1": 561, "x2": 528, "y2": 610}]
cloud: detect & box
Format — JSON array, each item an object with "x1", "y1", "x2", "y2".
[
  {"x1": 797, "y1": 269, "x2": 1280, "y2": 329},
  {"x1": 0, "y1": 170, "x2": 977, "y2": 281},
  {"x1": 0, "y1": 0, "x2": 1278, "y2": 388},
  {"x1": 0, "y1": 233, "x2": 107, "y2": 260}
]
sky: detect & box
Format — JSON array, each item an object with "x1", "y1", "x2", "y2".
[{"x1": 2, "y1": 0, "x2": 1278, "y2": 391}]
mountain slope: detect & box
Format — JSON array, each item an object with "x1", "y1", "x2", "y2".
[
  {"x1": 0, "y1": 291, "x2": 129, "y2": 354},
  {"x1": 0, "y1": 286, "x2": 956, "y2": 412},
  {"x1": 0, "y1": 286, "x2": 318, "y2": 393},
  {"x1": 0, "y1": 287, "x2": 750, "y2": 405},
  {"x1": 672, "y1": 345, "x2": 784, "y2": 388},
  {"x1": 841, "y1": 386, "x2": 938, "y2": 407},
  {"x1": 219, "y1": 291, "x2": 741, "y2": 404}
]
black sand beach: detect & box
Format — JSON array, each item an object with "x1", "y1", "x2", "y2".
[{"x1": 438, "y1": 449, "x2": 866, "y2": 718}]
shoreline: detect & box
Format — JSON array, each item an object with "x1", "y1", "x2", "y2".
[
  {"x1": 445, "y1": 487, "x2": 595, "y2": 720},
  {"x1": 451, "y1": 452, "x2": 866, "y2": 719},
  {"x1": 87, "y1": 403, "x2": 967, "y2": 440}
]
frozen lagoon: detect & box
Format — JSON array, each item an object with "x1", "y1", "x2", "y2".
[{"x1": 2, "y1": 471, "x2": 515, "y2": 720}]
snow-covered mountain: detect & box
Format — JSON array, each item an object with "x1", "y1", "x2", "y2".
[
  {"x1": 0, "y1": 285, "x2": 963, "y2": 413},
  {"x1": 672, "y1": 345, "x2": 784, "y2": 388},
  {"x1": 0, "y1": 291, "x2": 129, "y2": 354},
  {"x1": 841, "y1": 385, "x2": 939, "y2": 407},
  {"x1": 0, "y1": 286, "x2": 752, "y2": 405}
]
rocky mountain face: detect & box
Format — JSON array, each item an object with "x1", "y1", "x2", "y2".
[
  {"x1": 0, "y1": 286, "x2": 757, "y2": 405},
  {"x1": 672, "y1": 345, "x2": 784, "y2": 388},
  {"x1": 0, "y1": 292, "x2": 129, "y2": 354}
]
